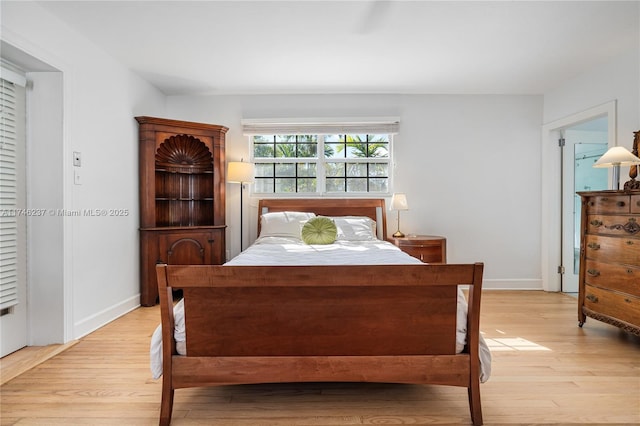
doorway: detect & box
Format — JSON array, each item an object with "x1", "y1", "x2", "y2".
[
  {"x1": 540, "y1": 101, "x2": 616, "y2": 293},
  {"x1": 1, "y1": 41, "x2": 67, "y2": 352},
  {"x1": 561, "y1": 118, "x2": 608, "y2": 293}
]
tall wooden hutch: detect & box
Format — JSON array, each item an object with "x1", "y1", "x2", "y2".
[{"x1": 137, "y1": 117, "x2": 227, "y2": 306}]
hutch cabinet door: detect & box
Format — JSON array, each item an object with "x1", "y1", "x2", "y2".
[{"x1": 158, "y1": 230, "x2": 224, "y2": 266}]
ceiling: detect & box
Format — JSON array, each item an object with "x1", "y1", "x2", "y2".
[{"x1": 35, "y1": 0, "x2": 639, "y2": 96}]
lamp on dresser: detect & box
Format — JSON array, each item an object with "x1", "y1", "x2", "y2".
[
  {"x1": 390, "y1": 193, "x2": 409, "y2": 238},
  {"x1": 228, "y1": 159, "x2": 255, "y2": 251},
  {"x1": 593, "y1": 145, "x2": 640, "y2": 190}
]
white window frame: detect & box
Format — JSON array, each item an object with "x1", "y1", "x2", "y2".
[{"x1": 243, "y1": 118, "x2": 399, "y2": 197}]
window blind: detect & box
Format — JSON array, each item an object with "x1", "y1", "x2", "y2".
[
  {"x1": 0, "y1": 76, "x2": 19, "y2": 310},
  {"x1": 242, "y1": 117, "x2": 400, "y2": 135}
]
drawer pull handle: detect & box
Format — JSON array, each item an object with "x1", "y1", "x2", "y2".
[
  {"x1": 590, "y1": 219, "x2": 603, "y2": 227},
  {"x1": 587, "y1": 242, "x2": 600, "y2": 250},
  {"x1": 627, "y1": 269, "x2": 634, "y2": 274},
  {"x1": 605, "y1": 218, "x2": 640, "y2": 235},
  {"x1": 617, "y1": 201, "x2": 626, "y2": 207},
  {"x1": 626, "y1": 240, "x2": 635, "y2": 246},
  {"x1": 586, "y1": 294, "x2": 599, "y2": 303},
  {"x1": 625, "y1": 298, "x2": 632, "y2": 303},
  {"x1": 587, "y1": 269, "x2": 600, "y2": 277}
]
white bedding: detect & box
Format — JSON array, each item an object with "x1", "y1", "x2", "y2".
[{"x1": 150, "y1": 237, "x2": 491, "y2": 382}]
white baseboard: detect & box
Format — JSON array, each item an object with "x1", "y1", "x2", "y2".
[
  {"x1": 481, "y1": 278, "x2": 543, "y2": 290},
  {"x1": 73, "y1": 294, "x2": 140, "y2": 339}
]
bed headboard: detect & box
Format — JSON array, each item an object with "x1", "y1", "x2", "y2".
[{"x1": 257, "y1": 198, "x2": 388, "y2": 240}]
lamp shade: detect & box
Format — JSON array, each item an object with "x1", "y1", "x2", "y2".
[
  {"x1": 227, "y1": 161, "x2": 255, "y2": 183},
  {"x1": 390, "y1": 193, "x2": 408, "y2": 211},
  {"x1": 593, "y1": 146, "x2": 640, "y2": 168}
]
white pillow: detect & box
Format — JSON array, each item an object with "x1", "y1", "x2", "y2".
[
  {"x1": 330, "y1": 216, "x2": 378, "y2": 241},
  {"x1": 259, "y1": 211, "x2": 316, "y2": 239}
]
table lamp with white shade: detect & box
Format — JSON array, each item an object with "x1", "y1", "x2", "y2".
[
  {"x1": 390, "y1": 193, "x2": 409, "y2": 238},
  {"x1": 593, "y1": 146, "x2": 640, "y2": 190}
]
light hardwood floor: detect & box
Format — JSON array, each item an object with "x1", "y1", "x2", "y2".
[
  {"x1": 1, "y1": 290, "x2": 639, "y2": 425},
  {"x1": 1, "y1": 342, "x2": 80, "y2": 386}
]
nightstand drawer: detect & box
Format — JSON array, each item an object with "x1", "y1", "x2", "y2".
[
  {"x1": 400, "y1": 245, "x2": 443, "y2": 263},
  {"x1": 391, "y1": 235, "x2": 446, "y2": 263}
]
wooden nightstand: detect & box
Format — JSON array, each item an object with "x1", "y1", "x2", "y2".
[{"x1": 390, "y1": 235, "x2": 447, "y2": 263}]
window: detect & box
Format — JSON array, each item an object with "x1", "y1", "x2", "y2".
[{"x1": 244, "y1": 119, "x2": 398, "y2": 195}]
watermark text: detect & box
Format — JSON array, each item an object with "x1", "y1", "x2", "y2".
[{"x1": 0, "y1": 208, "x2": 130, "y2": 217}]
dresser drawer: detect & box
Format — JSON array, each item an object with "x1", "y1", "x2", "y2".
[
  {"x1": 584, "y1": 234, "x2": 640, "y2": 265},
  {"x1": 584, "y1": 259, "x2": 640, "y2": 297},
  {"x1": 585, "y1": 194, "x2": 631, "y2": 214},
  {"x1": 632, "y1": 194, "x2": 640, "y2": 214},
  {"x1": 584, "y1": 285, "x2": 640, "y2": 327},
  {"x1": 586, "y1": 214, "x2": 640, "y2": 236}
]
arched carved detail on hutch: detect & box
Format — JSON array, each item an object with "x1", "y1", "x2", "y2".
[{"x1": 155, "y1": 134, "x2": 213, "y2": 172}]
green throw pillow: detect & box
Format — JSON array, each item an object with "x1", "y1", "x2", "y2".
[{"x1": 301, "y1": 217, "x2": 337, "y2": 245}]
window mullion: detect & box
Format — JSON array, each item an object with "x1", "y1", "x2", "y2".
[{"x1": 318, "y1": 135, "x2": 326, "y2": 194}]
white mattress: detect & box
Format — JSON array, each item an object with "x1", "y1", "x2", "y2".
[
  {"x1": 225, "y1": 236, "x2": 428, "y2": 266},
  {"x1": 150, "y1": 237, "x2": 491, "y2": 382}
]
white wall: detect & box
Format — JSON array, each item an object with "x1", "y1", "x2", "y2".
[
  {"x1": 167, "y1": 93, "x2": 544, "y2": 289},
  {"x1": 1, "y1": 2, "x2": 166, "y2": 342},
  {"x1": 541, "y1": 47, "x2": 639, "y2": 292},
  {"x1": 543, "y1": 48, "x2": 639, "y2": 147}
]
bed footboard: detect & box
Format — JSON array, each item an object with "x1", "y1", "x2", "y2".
[{"x1": 156, "y1": 263, "x2": 484, "y2": 426}]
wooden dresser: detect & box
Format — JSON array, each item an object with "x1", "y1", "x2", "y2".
[{"x1": 577, "y1": 190, "x2": 640, "y2": 336}]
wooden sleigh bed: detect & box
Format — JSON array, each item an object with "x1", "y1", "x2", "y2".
[{"x1": 155, "y1": 198, "x2": 486, "y2": 425}]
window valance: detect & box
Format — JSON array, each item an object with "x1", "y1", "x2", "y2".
[{"x1": 241, "y1": 117, "x2": 400, "y2": 135}]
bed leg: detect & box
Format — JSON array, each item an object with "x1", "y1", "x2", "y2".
[
  {"x1": 159, "y1": 381, "x2": 174, "y2": 426},
  {"x1": 467, "y1": 380, "x2": 483, "y2": 425}
]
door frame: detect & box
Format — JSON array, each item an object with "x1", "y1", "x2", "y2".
[
  {"x1": 2, "y1": 39, "x2": 69, "y2": 346},
  {"x1": 540, "y1": 100, "x2": 616, "y2": 292}
]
